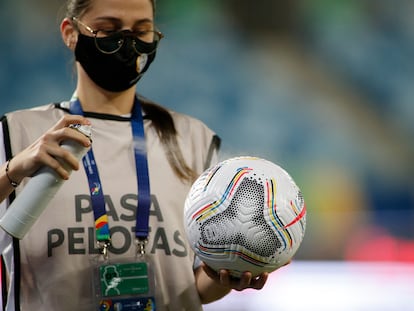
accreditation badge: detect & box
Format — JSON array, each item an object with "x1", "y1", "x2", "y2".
[{"x1": 93, "y1": 257, "x2": 156, "y2": 311}]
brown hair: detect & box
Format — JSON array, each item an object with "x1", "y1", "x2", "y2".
[
  {"x1": 65, "y1": 0, "x2": 156, "y2": 18},
  {"x1": 64, "y1": 0, "x2": 197, "y2": 183}
]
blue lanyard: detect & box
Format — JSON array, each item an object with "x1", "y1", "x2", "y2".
[{"x1": 69, "y1": 97, "x2": 151, "y2": 252}]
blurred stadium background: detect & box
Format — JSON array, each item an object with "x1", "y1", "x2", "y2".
[{"x1": 1, "y1": 0, "x2": 413, "y2": 310}]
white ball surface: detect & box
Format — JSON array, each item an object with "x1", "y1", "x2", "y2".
[{"x1": 184, "y1": 156, "x2": 307, "y2": 277}]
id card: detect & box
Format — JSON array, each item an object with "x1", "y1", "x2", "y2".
[
  {"x1": 99, "y1": 262, "x2": 149, "y2": 296},
  {"x1": 93, "y1": 259, "x2": 156, "y2": 311}
]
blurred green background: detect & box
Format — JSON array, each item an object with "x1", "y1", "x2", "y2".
[{"x1": 1, "y1": 0, "x2": 413, "y2": 262}]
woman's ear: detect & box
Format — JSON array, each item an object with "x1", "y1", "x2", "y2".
[{"x1": 61, "y1": 18, "x2": 77, "y2": 50}]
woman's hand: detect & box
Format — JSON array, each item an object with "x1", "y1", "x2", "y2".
[
  {"x1": 6, "y1": 115, "x2": 91, "y2": 184},
  {"x1": 201, "y1": 262, "x2": 269, "y2": 291}
]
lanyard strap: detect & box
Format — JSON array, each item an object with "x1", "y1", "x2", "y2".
[
  {"x1": 69, "y1": 97, "x2": 151, "y2": 251},
  {"x1": 131, "y1": 104, "x2": 151, "y2": 241}
]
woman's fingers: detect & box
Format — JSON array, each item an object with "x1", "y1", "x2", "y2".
[
  {"x1": 51, "y1": 115, "x2": 91, "y2": 131},
  {"x1": 49, "y1": 116, "x2": 92, "y2": 147},
  {"x1": 10, "y1": 115, "x2": 92, "y2": 181},
  {"x1": 202, "y1": 263, "x2": 270, "y2": 291}
]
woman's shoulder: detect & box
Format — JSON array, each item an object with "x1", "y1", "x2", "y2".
[
  {"x1": 170, "y1": 109, "x2": 213, "y2": 133},
  {"x1": 5, "y1": 103, "x2": 64, "y2": 120},
  {"x1": 139, "y1": 95, "x2": 216, "y2": 136},
  {"x1": 4, "y1": 103, "x2": 66, "y2": 135}
]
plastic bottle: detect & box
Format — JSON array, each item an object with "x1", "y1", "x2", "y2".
[{"x1": 0, "y1": 124, "x2": 91, "y2": 239}]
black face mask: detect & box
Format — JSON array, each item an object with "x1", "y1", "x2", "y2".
[{"x1": 75, "y1": 32, "x2": 158, "y2": 92}]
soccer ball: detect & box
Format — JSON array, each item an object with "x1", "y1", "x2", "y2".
[{"x1": 184, "y1": 156, "x2": 306, "y2": 277}]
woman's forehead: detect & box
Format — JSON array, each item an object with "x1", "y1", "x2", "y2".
[{"x1": 84, "y1": 0, "x2": 154, "y2": 22}]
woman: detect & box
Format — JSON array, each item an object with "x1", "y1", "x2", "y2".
[{"x1": 0, "y1": 0, "x2": 269, "y2": 310}]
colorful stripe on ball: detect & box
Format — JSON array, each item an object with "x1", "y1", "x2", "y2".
[
  {"x1": 266, "y1": 178, "x2": 293, "y2": 250},
  {"x1": 192, "y1": 166, "x2": 252, "y2": 222}
]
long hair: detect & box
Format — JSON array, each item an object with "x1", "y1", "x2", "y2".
[{"x1": 140, "y1": 96, "x2": 198, "y2": 183}]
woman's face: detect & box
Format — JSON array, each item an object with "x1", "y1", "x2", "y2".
[
  {"x1": 80, "y1": 0, "x2": 154, "y2": 36},
  {"x1": 66, "y1": 0, "x2": 158, "y2": 93}
]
